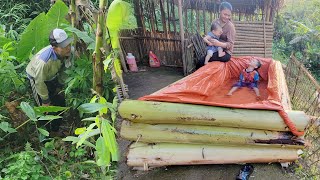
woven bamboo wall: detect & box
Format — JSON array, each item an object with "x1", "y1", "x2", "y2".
[
  {"x1": 119, "y1": 30, "x2": 184, "y2": 67},
  {"x1": 233, "y1": 21, "x2": 273, "y2": 58}
]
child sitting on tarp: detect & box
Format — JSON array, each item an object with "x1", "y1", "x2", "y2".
[
  {"x1": 227, "y1": 59, "x2": 261, "y2": 99},
  {"x1": 203, "y1": 23, "x2": 226, "y2": 65}
]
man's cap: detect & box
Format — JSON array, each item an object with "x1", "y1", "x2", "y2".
[{"x1": 49, "y1": 28, "x2": 73, "y2": 48}]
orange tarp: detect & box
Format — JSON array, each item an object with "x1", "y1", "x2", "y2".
[{"x1": 140, "y1": 56, "x2": 304, "y2": 136}]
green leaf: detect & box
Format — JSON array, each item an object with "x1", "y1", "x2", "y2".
[
  {"x1": 16, "y1": 0, "x2": 69, "y2": 62},
  {"x1": 65, "y1": 78, "x2": 76, "y2": 94},
  {"x1": 38, "y1": 115, "x2": 62, "y2": 121},
  {"x1": 81, "y1": 117, "x2": 96, "y2": 121},
  {"x1": 90, "y1": 95, "x2": 98, "y2": 103},
  {"x1": 75, "y1": 127, "x2": 86, "y2": 135},
  {"x1": 0, "y1": 114, "x2": 9, "y2": 120},
  {"x1": 101, "y1": 120, "x2": 118, "y2": 161},
  {"x1": 114, "y1": 58, "x2": 122, "y2": 77},
  {"x1": 107, "y1": 0, "x2": 137, "y2": 48},
  {"x1": 78, "y1": 103, "x2": 107, "y2": 114},
  {"x1": 34, "y1": 106, "x2": 68, "y2": 114},
  {"x1": 87, "y1": 42, "x2": 95, "y2": 50},
  {"x1": 76, "y1": 123, "x2": 96, "y2": 148},
  {"x1": 96, "y1": 136, "x2": 111, "y2": 166},
  {"x1": 64, "y1": 26, "x2": 94, "y2": 44},
  {"x1": 99, "y1": 97, "x2": 108, "y2": 115},
  {"x1": 37, "y1": 128, "x2": 49, "y2": 136},
  {"x1": 103, "y1": 56, "x2": 113, "y2": 71},
  {"x1": 0, "y1": 122, "x2": 17, "y2": 133},
  {"x1": 46, "y1": 0, "x2": 69, "y2": 28},
  {"x1": 16, "y1": 13, "x2": 48, "y2": 61},
  {"x1": 20, "y1": 102, "x2": 37, "y2": 121},
  {"x1": 0, "y1": 37, "x2": 11, "y2": 48},
  {"x1": 63, "y1": 136, "x2": 96, "y2": 148}
]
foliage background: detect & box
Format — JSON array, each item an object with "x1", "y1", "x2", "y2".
[{"x1": 273, "y1": 0, "x2": 320, "y2": 82}]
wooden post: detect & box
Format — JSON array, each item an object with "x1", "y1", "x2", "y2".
[{"x1": 178, "y1": 0, "x2": 186, "y2": 76}]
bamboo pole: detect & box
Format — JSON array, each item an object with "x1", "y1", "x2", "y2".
[
  {"x1": 127, "y1": 142, "x2": 301, "y2": 167},
  {"x1": 159, "y1": 0, "x2": 167, "y2": 34},
  {"x1": 93, "y1": 0, "x2": 107, "y2": 95},
  {"x1": 171, "y1": 0, "x2": 176, "y2": 33},
  {"x1": 121, "y1": 121, "x2": 304, "y2": 148},
  {"x1": 118, "y1": 100, "x2": 310, "y2": 131},
  {"x1": 166, "y1": 0, "x2": 171, "y2": 32},
  {"x1": 178, "y1": 0, "x2": 186, "y2": 76}
]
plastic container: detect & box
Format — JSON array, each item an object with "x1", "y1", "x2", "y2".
[
  {"x1": 126, "y1": 53, "x2": 138, "y2": 72},
  {"x1": 149, "y1": 51, "x2": 161, "y2": 68}
]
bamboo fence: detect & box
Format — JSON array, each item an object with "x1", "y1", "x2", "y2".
[{"x1": 285, "y1": 54, "x2": 320, "y2": 178}]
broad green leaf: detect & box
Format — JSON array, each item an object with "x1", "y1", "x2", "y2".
[
  {"x1": 46, "y1": 0, "x2": 69, "y2": 28},
  {"x1": 75, "y1": 127, "x2": 86, "y2": 135},
  {"x1": 20, "y1": 102, "x2": 37, "y2": 121},
  {"x1": 38, "y1": 115, "x2": 62, "y2": 121},
  {"x1": 37, "y1": 128, "x2": 49, "y2": 136},
  {"x1": 106, "y1": 0, "x2": 137, "y2": 48},
  {"x1": 96, "y1": 136, "x2": 111, "y2": 166},
  {"x1": 34, "y1": 106, "x2": 68, "y2": 114},
  {"x1": 16, "y1": 0, "x2": 69, "y2": 62},
  {"x1": 16, "y1": 13, "x2": 48, "y2": 61},
  {"x1": 76, "y1": 123, "x2": 96, "y2": 148},
  {"x1": 78, "y1": 103, "x2": 107, "y2": 114}
]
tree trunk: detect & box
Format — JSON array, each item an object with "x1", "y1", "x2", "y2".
[
  {"x1": 118, "y1": 100, "x2": 310, "y2": 131},
  {"x1": 120, "y1": 121, "x2": 304, "y2": 148},
  {"x1": 127, "y1": 142, "x2": 300, "y2": 168},
  {"x1": 93, "y1": 0, "x2": 107, "y2": 95}
]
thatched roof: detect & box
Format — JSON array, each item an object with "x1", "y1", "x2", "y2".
[{"x1": 181, "y1": 0, "x2": 284, "y2": 14}]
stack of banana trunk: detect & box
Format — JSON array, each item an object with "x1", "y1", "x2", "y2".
[{"x1": 119, "y1": 100, "x2": 310, "y2": 169}]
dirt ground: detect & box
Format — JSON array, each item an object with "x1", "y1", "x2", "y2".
[{"x1": 117, "y1": 66, "x2": 297, "y2": 180}]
